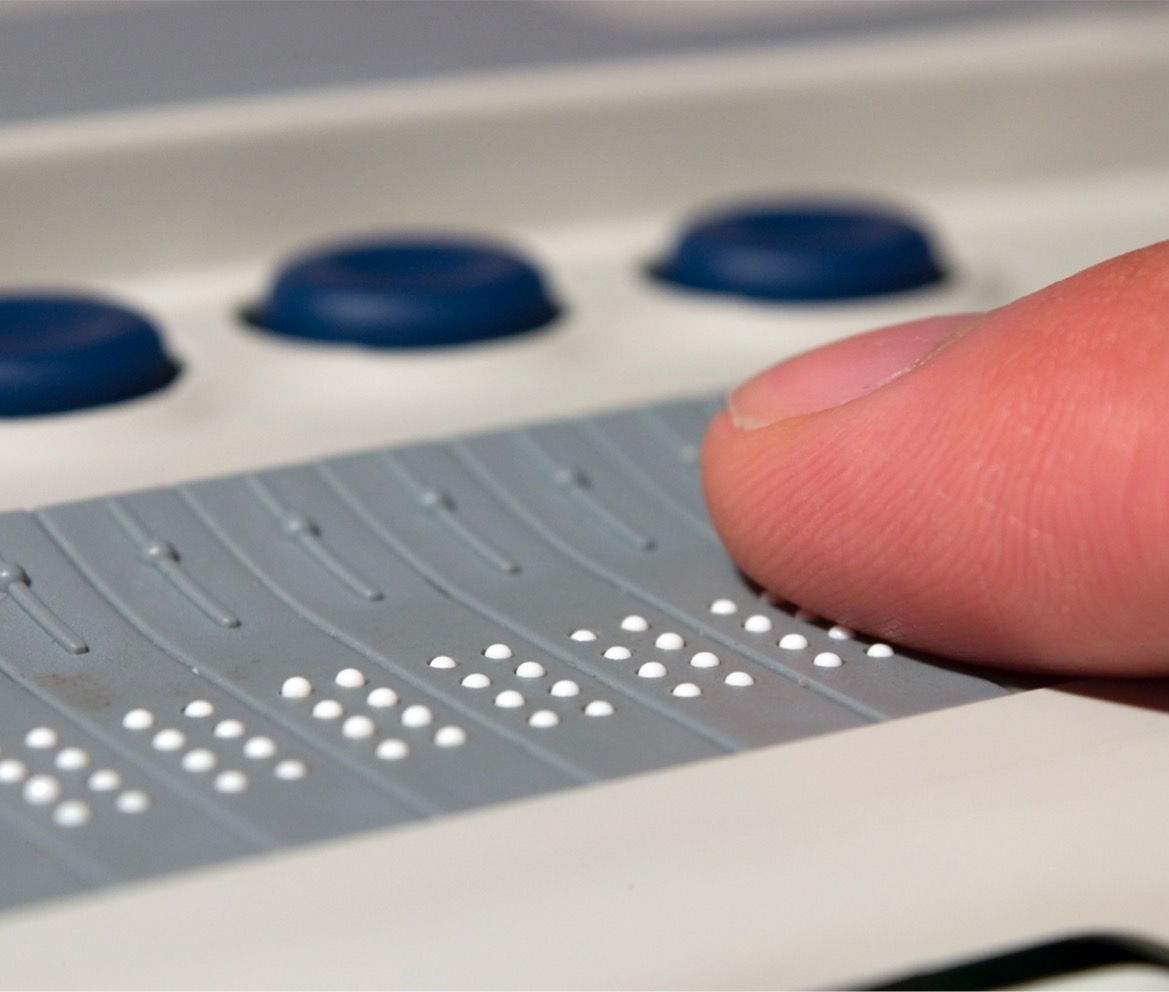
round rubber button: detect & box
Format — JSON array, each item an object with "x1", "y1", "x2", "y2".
[
  {"x1": 655, "y1": 202, "x2": 945, "y2": 301},
  {"x1": 255, "y1": 238, "x2": 558, "y2": 347},
  {"x1": 0, "y1": 295, "x2": 178, "y2": 417}
]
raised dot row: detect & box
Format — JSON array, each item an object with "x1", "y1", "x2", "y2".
[{"x1": 0, "y1": 760, "x2": 150, "y2": 818}]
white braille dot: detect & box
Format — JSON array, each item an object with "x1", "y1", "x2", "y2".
[
  {"x1": 709, "y1": 598, "x2": 737, "y2": 615},
  {"x1": 152, "y1": 729, "x2": 185, "y2": 752},
  {"x1": 434, "y1": 726, "x2": 468, "y2": 747},
  {"x1": 87, "y1": 769, "x2": 121, "y2": 792},
  {"x1": 23, "y1": 775, "x2": 61, "y2": 806},
  {"x1": 494, "y1": 690, "x2": 524, "y2": 708},
  {"x1": 795, "y1": 608, "x2": 819, "y2": 623},
  {"x1": 779, "y1": 633, "x2": 809, "y2": 650},
  {"x1": 184, "y1": 699, "x2": 215, "y2": 718},
  {"x1": 25, "y1": 727, "x2": 58, "y2": 749},
  {"x1": 654, "y1": 632, "x2": 684, "y2": 650},
  {"x1": 550, "y1": 680, "x2": 580, "y2": 697},
  {"x1": 280, "y1": 676, "x2": 313, "y2": 699},
  {"x1": 53, "y1": 800, "x2": 91, "y2": 828},
  {"x1": 182, "y1": 749, "x2": 217, "y2": 773},
  {"x1": 215, "y1": 770, "x2": 248, "y2": 794},
  {"x1": 428, "y1": 655, "x2": 457, "y2": 669},
  {"x1": 0, "y1": 759, "x2": 27, "y2": 784},
  {"x1": 312, "y1": 700, "x2": 343, "y2": 720},
  {"x1": 55, "y1": 747, "x2": 89, "y2": 771},
  {"x1": 367, "y1": 687, "x2": 399, "y2": 708},
  {"x1": 335, "y1": 668, "x2": 367, "y2": 689},
  {"x1": 828, "y1": 625, "x2": 855, "y2": 641},
  {"x1": 743, "y1": 615, "x2": 772, "y2": 633},
  {"x1": 528, "y1": 710, "x2": 560, "y2": 728},
  {"x1": 725, "y1": 671, "x2": 755, "y2": 687},
  {"x1": 401, "y1": 704, "x2": 433, "y2": 728},
  {"x1": 274, "y1": 759, "x2": 307, "y2": 780},
  {"x1": 603, "y1": 646, "x2": 631, "y2": 661},
  {"x1": 867, "y1": 643, "x2": 895, "y2": 658},
  {"x1": 376, "y1": 739, "x2": 409, "y2": 761},
  {"x1": 341, "y1": 716, "x2": 375, "y2": 741},
  {"x1": 244, "y1": 735, "x2": 278, "y2": 758},
  {"x1": 813, "y1": 652, "x2": 844, "y2": 668},
  {"x1": 584, "y1": 700, "x2": 614, "y2": 717},
  {"x1": 621, "y1": 614, "x2": 649, "y2": 632},
  {"x1": 214, "y1": 719, "x2": 245, "y2": 739},
  {"x1": 483, "y1": 643, "x2": 513, "y2": 660},
  {"x1": 460, "y1": 673, "x2": 491, "y2": 689},
  {"x1": 690, "y1": 651, "x2": 719, "y2": 669},
  {"x1": 122, "y1": 709, "x2": 154, "y2": 731},
  {"x1": 672, "y1": 683, "x2": 702, "y2": 698},
  {"x1": 515, "y1": 661, "x2": 545, "y2": 679},
  {"x1": 637, "y1": 661, "x2": 667, "y2": 679},
  {"x1": 116, "y1": 790, "x2": 151, "y2": 814},
  {"x1": 569, "y1": 629, "x2": 597, "y2": 642}
]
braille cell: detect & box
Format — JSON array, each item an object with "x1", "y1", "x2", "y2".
[
  {"x1": 280, "y1": 676, "x2": 313, "y2": 699},
  {"x1": 654, "y1": 632, "x2": 685, "y2": 650},
  {"x1": 690, "y1": 651, "x2": 719, "y2": 669},
  {"x1": 725, "y1": 671, "x2": 755, "y2": 687},
  {"x1": 515, "y1": 661, "x2": 545, "y2": 679},
  {"x1": 621, "y1": 615, "x2": 649, "y2": 632},
  {"x1": 550, "y1": 680, "x2": 580, "y2": 697}
]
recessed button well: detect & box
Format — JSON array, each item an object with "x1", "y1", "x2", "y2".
[
  {"x1": 655, "y1": 201, "x2": 945, "y2": 301},
  {"x1": 0, "y1": 296, "x2": 177, "y2": 416},
  {"x1": 253, "y1": 238, "x2": 558, "y2": 348}
]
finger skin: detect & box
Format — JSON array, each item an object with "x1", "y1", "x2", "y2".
[{"x1": 701, "y1": 241, "x2": 1169, "y2": 676}]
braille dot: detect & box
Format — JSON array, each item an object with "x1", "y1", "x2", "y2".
[
  {"x1": 528, "y1": 710, "x2": 560, "y2": 728},
  {"x1": 672, "y1": 683, "x2": 702, "y2": 698},
  {"x1": 335, "y1": 668, "x2": 367, "y2": 689},
  {"x1": 779, "y1": 633, "x2": 809, "y2": 650},
  {"x1": 53, "y1": 800, "x2": 91, "y2": 828},
  {"x1": 401, "y1": 704, "x2": 433, "y2": 728},
  {"x1": 123, "y1": 709, "x2": 154, "y2": 731},
  {"x1": 725, "y1": 671, "x2": 755, "y2": 687},
  {"x1": 55, "y1": 747, "x2": 90, "y2": 771},
  {"x1": 813, "y1": 652, "x2": 844, "y2": 668},
  {"x1": 461, "y1": 673, "x2": 491, "y2": 689},
  {"x1": 23, "y1": 774, "x2": 61, "y2": 805},
  {"x1": 25, "y1": 727, "x2": 58, "y2": 749},
  {"x1": 376, "y1": 739, "x2": 409, "y2": 761},
  {"x1": 244, "y1": 735, "x2": 278, "y2": 758},
  {"x1": 550, "y1": 680, "x2": 580, "y2": 698},
  {"x1": 690, "y1": 651, "x2": 719, "y2": 669},
  {"x1": 214, "y1": 719, "x2": 245, "y2": 738},
  {"x1": 434, "y1": 726, "x2": 468, "y2": 747},
  {"x1": 184, "y1": 699, "x2": 215, "y2": 718},
  {"x1": 654, "y1": 632, "x2": 684, "y2": 650},
  {"x1": 621, "y1": 615, "x2": 649, "y2": 632},
  {"x1": 0, "y1": 759, "x2": 27, "y2": 784},
  {"x1": 495, "y1": 690, "x2": 524, "y2": 708},
  {"x1": 312, "y1": 700, "x2": 343, "y2": 720},
  {"x1": 274, "y1": 759, "x2": 307, "y2": 780},
  {"x1": 367, "y1": 687, "x2": 399, "y2": 708},
  {"x1": 116, "y1": 790, "x2": 151, "y2": 814},
  {"x1": 280, "y1": 676, "x2": 313, "y2": 699},
  {"x1": 429, "y1": 655, "x2": 457, "y2": 669},
  {"x1": 584, "y1": 700, "x2": 614, "y2": 717},
  {"x1": 709, "y1": 599, "x2": 737, "y2": 615},
  {"x1": 603, "y1": 646, "x2": 632, "y2": 661},
  {"x1": 152, "y1": 729, "x2": 185, "y2": 752},
  {"x1": 828, "y1": 625, "x2": 855, "y2": 640},
  {"x1": 483, "y1": 643, "x2": 513, "y2": 660},
  {"x1": 182, "y1": 749, "x2": 217, "y2": 773},
  {"x1": 215, "y1": 770, "x2": 248, "y2": 794},
  {"x1": 569, "y1": 629, "x2": 597, "y2": 642},
  {"x1": 515, "y1": 661, "x2": 545, "y2": 679},
  {"x1": 87, "y1": 769, "x2": 121, "y2": 792},
  {"x1": 637, "y1": 661, "x2": 667, "y2": 679},
  {"x1": 867, "y1": 643, "x2": 895, "y2": 658},
  {"x1": 743, "y1": 615, "x2": 772, "y2": 633},
  {"x1": 795, "y1": 608, "x2": 819, "y2": 623},
  {"x1": 341, "y1": 716, "x2": 375, "y2": 740}
]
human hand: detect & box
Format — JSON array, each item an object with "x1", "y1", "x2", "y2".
[{"x1": 701, "y1": 241, "x2": 1169, "y2": 676}]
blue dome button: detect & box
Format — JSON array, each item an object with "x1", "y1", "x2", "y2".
[
  {"x1": 656, "y1": 202, "x2": 946, "y2": 301},
  {"x1": 0, "y1": 295, "x2": 177, "y2": 417},
  {"x1": 256, "y1": 238, "x2": 558, "y2": 347}
]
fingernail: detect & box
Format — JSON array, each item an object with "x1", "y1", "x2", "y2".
[{"x1": 727, "y1": 313, "x2": 980, "y2": 430}]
